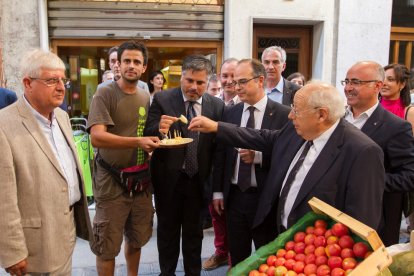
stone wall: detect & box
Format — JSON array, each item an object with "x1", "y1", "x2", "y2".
[{"x1": 0, "y1": 0, "x2": 40, "y2": 95}]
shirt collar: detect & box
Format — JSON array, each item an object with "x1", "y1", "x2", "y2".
[
  {"x1": 23, "y1": 95, "x2": 56, "y2": 127},
  {"x1": 182, "y1": 92, "x2": 203, "y2": 105},
  {"x1": 312, "y1": 119, "x2": 340, "y2": 154},
  {"x1": 346, "y1": 101, "x2": 379, "y2": 119},
  {"x1": 243, "y1": 95, "x2": 267, "y2": 113},
  {"x1": 266, "y1": 78, "x2": 284, "y2": 94}
]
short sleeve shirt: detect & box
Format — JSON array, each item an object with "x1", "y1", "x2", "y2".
[{"x1": 87, "y1": 81, "x2": 150, "y2": 200}]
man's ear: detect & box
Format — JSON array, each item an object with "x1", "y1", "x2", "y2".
[
  {"x1": 142, "y1": 65, "x2": 147, "y2": 74},
  {"x1": 318, "y1": 107, "x2": 329, "y2": 122},
  {"x1": 22, "y1": 77, "x2": 32, "y2": 89}
]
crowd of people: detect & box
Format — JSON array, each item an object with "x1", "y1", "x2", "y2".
[{"x1": 1, "y1": 41, "x2": 414, "y2": 276}]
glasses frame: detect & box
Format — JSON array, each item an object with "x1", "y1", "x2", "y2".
[
  {"x1": 230, "y1": 75, "x2": 261, "y2": 87},
  {"x1": 340, "y1": 79, "x2": 379, "y2": 87},
  {"x1": 30, "y1": 77, "x2": 71, "y2": 87}
]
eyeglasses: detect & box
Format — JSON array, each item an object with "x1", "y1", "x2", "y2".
[
  {"x1": 230, "y1": 76, "x2": 261, "y2": 87},
  {"x1": 340, "y1": 79, "x2": 379, "y2": 86},
  {"x1": 30, "y1": 77, "x2": 71, "y2": 87},
  {"x1": 290, "y1": 104, "x2": 319, "y2": 117}
]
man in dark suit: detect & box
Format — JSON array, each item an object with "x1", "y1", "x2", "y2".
[
  {"x1": 343, "y1": 61, "x2": 414, "y2": 246},
  {"x1": 261, "y1": 46, "x2": 301, "y2": 106},
  {"x1": 189, "y1": 81, "x2": 385, "y2": 234},
  {"x1": 144, "y1": 55, "x2": 224, "y2": 276},
  {"x1": 211, "y1": 59, "x2": 291, "y2": 266}
]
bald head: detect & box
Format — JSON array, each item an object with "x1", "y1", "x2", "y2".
[{"x1": 344, "y1": 61, "x2": 384, "y2": 116}]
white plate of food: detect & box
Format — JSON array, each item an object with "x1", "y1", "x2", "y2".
[{"x1": 159, "y1": 137, "x2": 194, "y2": 148}]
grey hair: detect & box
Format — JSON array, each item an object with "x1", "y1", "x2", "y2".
[
  {"x1": 20, "y1": 49, "x2": 65, "y2": 78},
  {"x1": 306, "y1": 80, "x2": 345, "y2": 122},
  {"x1": 182, "y1": 55, "x2": 213, "y2": 77},
  {"x1": 261, "y1": 46, "x2": 287, "y2": 63},
  {"x1": 207, "y1": 73, "x2": 220, "y2": 89}
]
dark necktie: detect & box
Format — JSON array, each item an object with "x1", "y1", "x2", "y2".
[
  {"x1": 237, "y1": 106, "x2": 256, "y2": 191},
  {"x1": 276, "y1": 140, "x2": 313, "y2": 228},
  {"x1": 184, "y1": 101, "x2": 199, "y2": 177}
]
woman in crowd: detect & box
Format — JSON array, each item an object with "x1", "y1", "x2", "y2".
[
  {"x1": 380, "y1": 63, "x2": 414, "y2": 234},
  {"x1": 148, "y1": 70, "x2": 165, "y2": 104},
  {"x1": 287, "y1": 72, "x2": 306, "y2": 87}
]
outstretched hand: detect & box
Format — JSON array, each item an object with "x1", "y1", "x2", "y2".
[{"x1": 188, "y1": 116, "x2": 218, "y2": 133}]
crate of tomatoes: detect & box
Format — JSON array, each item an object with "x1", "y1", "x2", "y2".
[{"x1": 228, "y1": 197, "x2": 392, "y2": 276}]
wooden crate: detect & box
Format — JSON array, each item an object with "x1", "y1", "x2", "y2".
[{"x1": 308, "y1": 197, "x2": 393, "y2": 276}]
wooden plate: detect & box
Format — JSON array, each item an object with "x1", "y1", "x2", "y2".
[{"x1": 158, "y1": 138, "x2": 194, "y2": 148}]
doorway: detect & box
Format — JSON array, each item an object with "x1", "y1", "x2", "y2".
[
  {"x1": 253, "y1": 24, "x2": 312, "y2": 81},
  {"x1": 52, "y1": 39, "x2": 222, "y2": 117}
]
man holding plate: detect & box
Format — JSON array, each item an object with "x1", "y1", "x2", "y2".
[{"x1": 144, "y1": 55, "x2": 224, "y2": 276}]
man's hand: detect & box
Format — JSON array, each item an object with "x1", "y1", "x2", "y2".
[
  {"x1": 213, "y1": 198, "x2": 224, "y2": 215},
  {"x1": 159, "y1": 115, "x2": 179, "y2": 135},
  {"x1": 188, "y1": 116, "x2": 218, "y2": 133},
  {"x1": 137, "y1": 136, "x2": 160, "y2": 152},
  {"x1": 5, "y1": 259, "x2": 27, "y2": 276},
  {"x1": 239, "y1": 149, "x2": 255, "y2": 164}
]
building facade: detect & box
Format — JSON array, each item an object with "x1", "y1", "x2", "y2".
[{"x1": 0, "y1": 0, "x2": 395, "y2": 113}]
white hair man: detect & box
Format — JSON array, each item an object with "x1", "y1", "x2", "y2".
[
  {"x1": 189, "y1": 81, "x2": 385, "y2": 234},
  {"x1": 0, "y1": 49, "x2": 93, "y2": 275}
]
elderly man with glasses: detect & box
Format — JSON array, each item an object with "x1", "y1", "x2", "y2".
[
  {"x1": 343, "y1": 61, "x2": 414, "y2": 246},
  {"x1": 189, "y1": 81, "x2": 385, "y2": 241},
  {"x1": 0, "y1": 49, "x2": 93, "y2": 276}
]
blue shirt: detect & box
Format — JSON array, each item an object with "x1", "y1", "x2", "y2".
[
  {"x1": 0, "y1": 88, "x2": 17, "y2": 109},
  {"x1": 265, "y1": 78, "x2": 284, "y2": 103}
]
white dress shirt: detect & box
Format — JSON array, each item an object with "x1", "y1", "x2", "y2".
[
  {"x1": 344, "y1": 102, "x2": 378, "y2": 129},
  {"x1": 24, "y1": 96, "x2": 81, "y2": 206},
  {"x1": 281, "y1": 119, "x2": 340, "y2": 227},
  {"x1": 213, "y1": 96, "x2": 268, "y2": 200}
]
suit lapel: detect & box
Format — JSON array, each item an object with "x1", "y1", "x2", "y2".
[
  {"x1": 261, "y1": 101, "x2": 276, "y2": 129},
  {"x1": 17, "y1": 98, "x2": 66, "y2": 178},
  {"x1": 361, "y1": 105, "x2": 384, "y2": 137},
  {"x1": 197, "y1": 93, "x2": 214, "y2": 149},
  {"x1": 290, "y1": 121, "x2": 344, "y2": 212},
  {"x1": 171, "y1": 88, "x2": 187, "y2": 136},
  {"x1": 282, "y1": 79, "x2": 292, "y2": 106}
]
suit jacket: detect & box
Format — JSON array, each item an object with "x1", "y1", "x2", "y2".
[
  {"x1": 216, "y1": 119, "x2": 385, "y2": 230},
  {"x1": 0, "y1": 98, "x2": 93, "y2": 271},
  {"x1": 360, "y1": 104, "x2": 414, "y2": 245},
  {"x1": 282, "y1": 79, "x2": 301, "y2": 106},
  {"x1": 212, "y1": 99, "x2": 291, "y2": 203},
  {"x1": 144, "y1": 87, "x2": 224, "y2": 199}
]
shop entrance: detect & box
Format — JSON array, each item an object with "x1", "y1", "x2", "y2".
[{"x1": 52, "y1": 39, "x2": 222, "y2": 117}]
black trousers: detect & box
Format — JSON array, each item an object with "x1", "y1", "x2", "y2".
[
  {"x1": 226, "y1": 185, "x2": 277, "y2": 267},
  {"x1": 379, "y1": 192, "x2": 404, "y2": 246},
  {"x1": 155, "y1": 172, "x2": 203, "y2": 276}
]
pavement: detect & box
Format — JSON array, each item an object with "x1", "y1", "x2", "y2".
[
  {"x1": 69, "y1": 206, "x2": 228, "y2": 276},
  {"x1": 1, "y1": 203, "x2": 411, "y2": 276}
]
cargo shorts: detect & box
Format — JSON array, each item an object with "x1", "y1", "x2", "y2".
[{"x1": 91, "y1": 190, "x2": 154, "y2": 259}]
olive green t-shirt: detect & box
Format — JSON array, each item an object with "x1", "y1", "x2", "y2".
[{"x1": 87, "y1": 81, "x2": 150, "y2": 200}]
